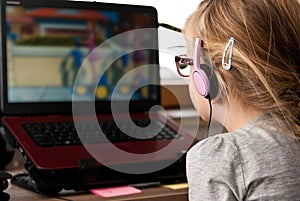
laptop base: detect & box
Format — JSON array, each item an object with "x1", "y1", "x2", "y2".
[{"x1": 12, "y1": 155, "x2": 187, "y2": 195}]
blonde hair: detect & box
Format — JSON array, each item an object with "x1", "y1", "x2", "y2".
[{"x1": 183, "y1": 0, "x2": 300, "y2": 139}]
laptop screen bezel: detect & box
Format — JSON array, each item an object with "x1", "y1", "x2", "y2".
[{"x1": 0, "y1": 0, "x2": 160, "y2": 116}]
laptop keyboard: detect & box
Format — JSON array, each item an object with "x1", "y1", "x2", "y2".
[{"x1": 23, "y1": 119, "x2": 181, "y2": 147}]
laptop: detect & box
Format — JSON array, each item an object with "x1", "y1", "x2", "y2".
[{"x1": 0, "y1": 0, "x2": 198, "y2": 193}]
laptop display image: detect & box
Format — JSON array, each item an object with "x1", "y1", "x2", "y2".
[{"x1": 0, "y1": 0, "x2": 198, "y2": 193}]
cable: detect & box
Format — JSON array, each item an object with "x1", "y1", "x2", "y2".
[
  {"x1": 205, "y1": 95, "x2": 212, "y2": 139},
  {"x1": 158, "y1": 23, "x2": 181, "y2": 33}
]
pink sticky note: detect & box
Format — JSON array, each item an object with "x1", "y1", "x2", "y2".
[{"x1": 90, "y1": 186, "x2": 142, "y2": 198}]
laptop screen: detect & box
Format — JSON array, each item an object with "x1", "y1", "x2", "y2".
[{"x1": 0, "y1": 0, "x2": 160, "y2": 114}]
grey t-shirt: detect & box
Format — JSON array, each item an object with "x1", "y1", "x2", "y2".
[{"x1": 187, "y1": 115, "x2": 300, "y2": 200}]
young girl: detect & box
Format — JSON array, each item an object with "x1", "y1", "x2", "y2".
[{"x1": 177, "y1": 0, "x2": 300, "y2": 200}]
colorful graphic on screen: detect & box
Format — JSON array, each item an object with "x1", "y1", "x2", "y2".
[{"x1": 5, "y1": 5, "x2": 158, "y2": 103}]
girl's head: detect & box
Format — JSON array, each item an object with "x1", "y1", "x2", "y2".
[{"x1": 183, "y1": 0, "x2": 300, "y2": 139}]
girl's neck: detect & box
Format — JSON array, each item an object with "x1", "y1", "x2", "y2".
[{"x1": 222, "y1": 102, "x2": 264, "y2": 132}]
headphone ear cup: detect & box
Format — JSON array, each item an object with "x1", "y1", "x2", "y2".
[
  {"x1": 192, "y1": 38, "x2": 219, "y2": 99},
  {"x1": 192, "y1": 68, "x2": 210, "y2": 98},
  {"x1": 200, "y1": 64, "x2": 219, "y2": 99}
]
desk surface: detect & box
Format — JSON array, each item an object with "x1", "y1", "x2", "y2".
[{"x1": 6, "y1": 178, "x2": 188, "y2": 201}]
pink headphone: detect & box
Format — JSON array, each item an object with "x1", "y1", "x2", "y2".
[
  {"x1": 192, "y1": 37, "x2": 234, "y2": 99},
  {"x1": 192, "y1": 38, "x2": 219, "y2": 99}
]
